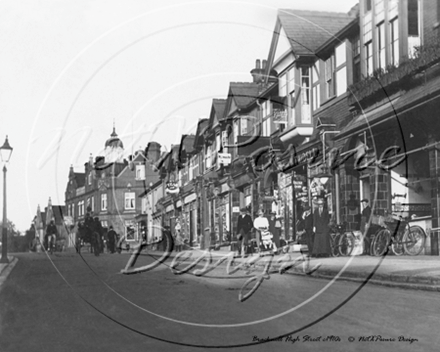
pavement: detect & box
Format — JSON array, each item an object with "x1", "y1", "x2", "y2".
[
  {"x1": 1, "y1": 246, "x2": 440, "y2": 293},
  {"x1": 206, "y1": 245, "x2": 440, "y2": 292},
  {"x1": 0, "y1": 256, "x2": 18, "y2": 291}
]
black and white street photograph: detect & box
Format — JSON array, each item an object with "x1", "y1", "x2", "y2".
[{"x1": 1, "y1": 0, "x2": 440, "y2": 351}]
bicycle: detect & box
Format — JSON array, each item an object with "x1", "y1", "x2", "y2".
[
  {"x1": 329, "y1": 223, "x2": 356, "y2": 257},
  {"x1": 371, "y1": 213, "x2": 426, "y2": 256}
]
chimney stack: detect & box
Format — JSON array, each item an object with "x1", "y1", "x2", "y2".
[{"x1": 251, "y1": 59, "x2": 265, "y2": 84}]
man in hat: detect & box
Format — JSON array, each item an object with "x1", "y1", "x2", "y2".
[
  {"x1": 236, "y1": 207, "x2": 253, "y2": 257},
  {"x1": 312, "y1": 198, "x2": 331, "y2": 257},
  {"x1": 298, "y1": 204, "x2": 314, "y2": 255},
  {"x1": 361, "y1": 198, "x2": 372, "y2": 254}
]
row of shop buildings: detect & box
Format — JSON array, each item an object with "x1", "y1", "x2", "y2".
[{"x1": 64, "y1": 0, "x2": 440, "y2": 254}]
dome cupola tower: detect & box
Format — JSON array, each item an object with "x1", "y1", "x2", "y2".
[{"x1": 104, "y1": 125, "x2": 124, "y2": 163}]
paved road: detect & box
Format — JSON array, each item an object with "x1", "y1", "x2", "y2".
[{"x1": 0, "y1": 251, "x2": 437, "y2": 352}]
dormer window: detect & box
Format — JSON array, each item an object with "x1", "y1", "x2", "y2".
[
  {"x1": 88, "y1": 172, "x2": 92, "y2": 185},
  {"x1": 135, "y1": 164, "x2": 145, "y2": 180}
]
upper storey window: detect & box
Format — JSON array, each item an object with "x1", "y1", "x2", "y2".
[
  {"x1": 300, "y1": 67, "x2": 311, "y2": 124},
  {"x1": 278, "y1": 65, "x2": 296, "y2": 127},
  {"x1": 408, "y1": 0, "x2": 421, "y2": 58},
  {"x1": 365, "y1": 0, "x2": 372, "y2": 13},
  {"x1": 363, "y1": 11, "x2": 373, "y2": 76},
  {"x1": 352, "y1": 35, "x2": 361, "y2": 84},
  {"x1": 390, "y1": 17, "x2": 399, "y2": 66},
  {"x1": 312, "y1": 62, "x2": 320, "y2": 111},
  {"x1": 375, "y1": 0, "x2": 384, "y2": 23}
]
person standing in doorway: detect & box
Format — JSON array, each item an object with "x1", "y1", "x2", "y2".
[
  {"x1": 361, "y1": 198, "x2": 372, "y2": 254},
  {"x1": 298, "y1": 204, "x2": 314, "y2": 256},
  {"x1": 236, "y1": 207, "x2": 253, "y2": 257},
  {"x1": 312, "y1": 198, "x2": 331, "y2": 257}
]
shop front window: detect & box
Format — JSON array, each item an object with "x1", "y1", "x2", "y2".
[{"x1": 390, "y1": 151, "x2": 430, "y2": 219}]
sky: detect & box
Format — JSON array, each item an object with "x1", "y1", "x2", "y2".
[{"x1": 0, "y1": 0, "x2": 357, "y2": 232}]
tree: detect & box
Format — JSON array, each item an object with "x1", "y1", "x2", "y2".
[{"x1": 0, "y1": 219, "x2": 27, "y2": 252}]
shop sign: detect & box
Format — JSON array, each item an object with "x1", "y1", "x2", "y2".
[
  {"x1": 232, "y1": 206, "x2": 240, "y2": 213},
  {"x1": 218, "y1": 153, "x2": 232, "y2": 166},
  {"x1": 166, "y1": 182, "x2": 179, "y2": 194},
  {"x1": 293, "y1": 180, "x2": 303, "y2": 190},
  {"x1": 278, "y1": 146, "x2": 320, "y2": 171}
]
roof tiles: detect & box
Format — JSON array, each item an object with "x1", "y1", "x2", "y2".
[{"x1": 278, "y1": 9, "x2": 356, "y2": 56}]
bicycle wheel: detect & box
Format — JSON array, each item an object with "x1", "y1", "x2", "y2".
[
  {"x1": 371, "y1": 229, "x2": 391, "y2": 256},
  {"x1": 338, "y1": 232, "x2": 355, "y2": 256},
  {"x1": 330, "y1": 233, "x2": 341, "y2": 257},
  {"x1": 404, "y1": 225, "x2": 426, "y2": 256},
  {"x1": 391, "y1": 231, "x2": 405, "y2": 256}
]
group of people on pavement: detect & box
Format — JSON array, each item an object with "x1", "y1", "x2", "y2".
[
  {"x1": 235, "y1": 207, "x2": 282, "y2": 257},
  {"x1": 297, "y1": 197, "x2": 372, "y2": 257},
  {"x1": 297, "y1": 198, "x2": 332, "y2": 257}
]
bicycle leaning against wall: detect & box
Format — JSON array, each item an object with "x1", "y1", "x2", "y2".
[
  {"x1": 370, "y1": 213, "x2": 426, "y2": 256},
  {"x1": 329, "y1": 223, "x2": 357, "y2": 257}
]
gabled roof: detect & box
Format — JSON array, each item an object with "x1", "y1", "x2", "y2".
[
  {"x1": 228, "y1": 82, "x2": 260, "y2": 110},
  {"x1": 193, "y1": 118, "x2": 209, "y2": 150},
  {"x1": 74, "y1": 173, "x2": 85, "y2": 187},
  {"x1": 212, "y1": 98, "x2": 227, "y2": 122},
  {"x1": 277, "y1": 9, "x2": 356, "y2": 56},
  {"x1": 180, "y1": 135, "x2": 195, "y2": 154}
]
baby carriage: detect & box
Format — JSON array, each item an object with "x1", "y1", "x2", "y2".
[{"x1": 259, "y1": 228, "x2": 277, "y2": 254}]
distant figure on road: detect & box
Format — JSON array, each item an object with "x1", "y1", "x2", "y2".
[
  {"x1": 107, "y1": 225, "x2": 118, "y2": 254},
  {"x1": 93, "y1": 217, "x2": 104, "y2": 256},
  {"x1": 45, "y1": 220, "x2": 58, "y2": 253}
]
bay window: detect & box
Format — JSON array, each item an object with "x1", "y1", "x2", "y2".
[
  {"x1": 312, "y1": 62, "x2": 320, "y2": 110},
  {"x1": 300, "y1": 67, "x2": 311, "y2": 123},
  {"x1": 335, "y1": 42, "x2": 347, "y2": 96}
]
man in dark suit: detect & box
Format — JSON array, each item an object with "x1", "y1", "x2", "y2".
[
  {"x1": 312, "y1": 198, "x2": 331, "y2": 257},
  {"x1": 236, "y1": 207, "x2": 253, "y2": 257},
  {"x1": 361, "y1": 198, "x2": 372, "y2": 254}
]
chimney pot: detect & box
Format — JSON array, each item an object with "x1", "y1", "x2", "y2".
[
  {"x1": 256, "y1": 59, "x2": 261, "y2": 69},
  {"x1": 262, "y1": 60, "x2": 267, "y2": 69}
]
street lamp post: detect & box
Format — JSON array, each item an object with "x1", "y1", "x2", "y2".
[{"x1": 0, "y1": 136, "x2": 13, "y2": 264}]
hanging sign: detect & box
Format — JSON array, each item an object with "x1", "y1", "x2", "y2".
[
  {"x1": 218, "y1": 153, "x2": 232, "y2": 166},
  {"x1": 166, "y1": 182, "x2": 179, "y2": 194}
]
